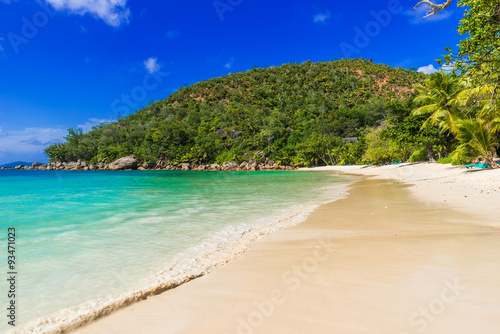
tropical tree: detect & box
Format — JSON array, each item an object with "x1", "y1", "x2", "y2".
[
  {"x1": 412, "y1": 71, "x2": 465, "y2": 135},
  {"x1": 453, "y1": 119, "x2": 499, "y2": 168},
  {"x1": 414, "y1": 0, "x2": 500, "y2": 105},
  {"x1": 444, "y1": 0, "x2": 500, "y2": 103},
  {"x1": 363, "y1": 125, "x2": 399, "y2": 163},
  {"x1": 411, "y1": 70, "x2": 500, "y2": 165},
  {"x1": 456, "y1": 84, "x2": 499, "y2": 122}
]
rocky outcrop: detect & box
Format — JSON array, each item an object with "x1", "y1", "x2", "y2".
[
  {"x1": 180, "y1": 163, "x2": 191, "y2": 171},
  {"x1": 108, "y1": 156, "x2": 138, "y2": 170},
  {"x1": 65, "y1": 161, "x2": 82, "y2": 170},
  {"x1": 222, "y1": 161, "x2": 238, "y2": 169},
  {"x1": 229, "y1": 130, "x2": 242, "y2": 139},
  {"x1": 4, "y1": 156, "x2": 298, "y2": 172}
]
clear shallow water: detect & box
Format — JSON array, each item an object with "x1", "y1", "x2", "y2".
[{"x1": 0, "y1": 170, "x2": 350, "y2": 333}]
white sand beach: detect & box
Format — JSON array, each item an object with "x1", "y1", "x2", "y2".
[{"x1": 300, "y1": 163, "x2": 500, "y2": 224}]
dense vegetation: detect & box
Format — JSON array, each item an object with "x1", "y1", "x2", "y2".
[
  {"x1": 414, "y1": 0, "x2": 500, "y2": 167},
  {"x1": 364, "y1": 0, "x2": 500, "y2": 167},
  {"x1": 45, "y1": 59, "x2": 433, "y2": 166}
]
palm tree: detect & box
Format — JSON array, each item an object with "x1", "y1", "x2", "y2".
[
  {"x1": 454, "y1": 119, "x2": 499, "y2": 168},
  {"x1": 456, "y1": 83, "x2": 500, "y2": 164},
  {"x1": 412, "y1": 70, "x2": 465, "y2": 135}
]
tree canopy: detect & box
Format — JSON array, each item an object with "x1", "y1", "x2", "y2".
[{"x1": 45, "y1": 59, "x2": 427, "y2": 167}]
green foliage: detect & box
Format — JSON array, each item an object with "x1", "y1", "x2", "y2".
[
  {"x1": 412, "y1": 69, "x2": 499, "y2": 166},
  {"x1": 454, "y1": 119, "x2": 499, "y2": 165},
  {"x1": 45, "y1": 59, "x2": 425, "y2": 166},
  {"x1": 332, "y1": 139, "x2": 367, "y2": 165},
  {"x1": 364, "y1": 98, "x2": 457, "y2": 164},
  {"x1": 214, "y1": 150, "x2": 240, "y2": 165},
  {"x1": 363, "y1": 125, "x2": 404, "y2": 163},
  {"x1": 448, "y1": 145, "x2": 477, "y2": 165},
  {"x1": 444, "y1": 0, "x2": 500, "y2": 104},
  {"x1": 436, "y1": 157, "x2": 453, "y2": 164},
  {"x1": 412, "y1": 71, "x2": 464, "y2": 134},
  {"x1": 409, "y1": 148, "x2": 428, "y2": 163}
]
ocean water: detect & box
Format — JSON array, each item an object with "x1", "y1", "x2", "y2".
[{"x1": 0, "y1": 170, "x2": 351, "y2": 333}]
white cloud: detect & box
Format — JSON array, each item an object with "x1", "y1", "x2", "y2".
[
  {"x1": 224, "y1": 57, "x2": 234, "y2": 69},
  {"x1": 77, "y1": 118, "x2": 111, "y2": 133},
  {"x1": 0, "y1": 118, "x2": 113, "y2": 164},
  {"x1": 441, "y1": 62, "x2": 456, "y2": 73},
  {"x1": 165, "y1": 30, "x2": 180, "y2": 39},
  {"x1": 144, "y1": 57, "x2": 160, "y2": 74},
  {"x1": 42, "y1": 0, "x2": 130, "y2": 27},
  {"x1": 405, "y1": 6, "x2": 453, "y2": 24},
  {"x1": 0, "y1": 127, "x2": 66, "y2": 155},
  {"x1": 417, "y1": 64, "x2": 439, "y2": 74},
  {"x1": 313, "y1": 11, "x2": 330, "y2": 24},
  {"x1": 0, "y1": 37, "x2": 4, "y2": 51}
]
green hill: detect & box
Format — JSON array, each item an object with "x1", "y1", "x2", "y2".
[{"x1": 45, "y1": 58, "x2": 425, "y2": 167}]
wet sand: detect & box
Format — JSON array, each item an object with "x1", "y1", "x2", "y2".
[
  {"x1": 74, "y1": 178, "x2": 500, "y2": 334},
  {"x1": 301, "y1": 163, "x2": 500, "y2": 224}
]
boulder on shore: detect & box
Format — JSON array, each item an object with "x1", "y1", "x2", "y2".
[
  {"x1": 66, "y1": 162, "x2": 80, "y2": 170},
  {"x1": 142, "y1": 162, "x2": 155, "y2": 169},
  {"x1": 180, "y1": 163, "x2": 191, "y2": 171},
  {"x1": 108, "y1": 156, "x2": 138, "y2": 170},
  {"x1": 209, "y1": 163, "x2": 220, "y2": 171}
]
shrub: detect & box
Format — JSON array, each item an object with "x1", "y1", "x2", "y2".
[
  {"x1": 215, "y1": 150, "x2": 237, "y2": 164},
  {"x1": 437, "y1": 157, "x2": 453, "y2": 164},
  {"x1": 449, "y1": 145, "x2": 477, "y2": 165},
  {"x1": 363, "y1": 126, "x2": 403, "y2": 163},
  {"x1": 409, "y1": 147, "x2": 428, "y2": 163}
]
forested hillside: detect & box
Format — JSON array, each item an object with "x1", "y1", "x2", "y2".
[{"x1": 45, "y1": 58, "x2": 427, "y2": 166}]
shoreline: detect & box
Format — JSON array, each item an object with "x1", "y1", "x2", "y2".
[
  {"x1": 300, "y1": 163, "x2": 500, "y2": 225},
  {"x1": 10, "y1": 172, "x2": 353, "y2": 334},
  {"x1": 72, "y1": 164, "x2": 500, "y2": 333}
]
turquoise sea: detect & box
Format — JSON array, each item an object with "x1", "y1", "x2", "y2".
[{"x1": 0, "y1": 170, "x2": 350, "y2": 333}]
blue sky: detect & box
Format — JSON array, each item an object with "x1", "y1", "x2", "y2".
[{"x1": 0, "y1": 0, "x2": 463, "y2": 164}]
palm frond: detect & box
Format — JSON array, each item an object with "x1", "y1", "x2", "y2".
[
  {"x1": 456, "y1": 119, "x2": 499, "y2": 157},
  {"x1": 456, "y1": 85, "x2": 494, "y2": 106},
  {"x1": 412, "y1": 104, "x2": 438, "y2": 116}
]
